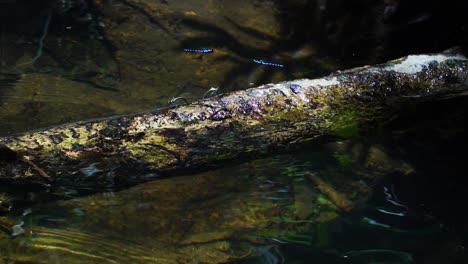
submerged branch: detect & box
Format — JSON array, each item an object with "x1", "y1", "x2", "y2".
[
  {"x1": 305, "y1": 172, "x2": 354, "y2": 212},
  {"x1": 1, "y1": 50, "x2": 467, "y2": 189}
]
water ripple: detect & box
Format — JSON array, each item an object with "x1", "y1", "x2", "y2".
[{"x1": 29, "y1": 227, "x2": 179, "y2": 263}]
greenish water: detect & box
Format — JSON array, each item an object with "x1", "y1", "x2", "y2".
[
  {"x1": 1, "y1": 0, "x2": 467, "y2": 263},
  {"x1": 1, "y1": 108, "x2": 467, "y2": 263}
]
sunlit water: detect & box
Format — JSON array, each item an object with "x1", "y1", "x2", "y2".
[{"x1": 1, "y1": 1, "x2": 467, "y2": 263}]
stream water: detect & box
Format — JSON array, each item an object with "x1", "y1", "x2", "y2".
[{"x1": 0, "y1": 1, "x2": 467, "y2": 263}]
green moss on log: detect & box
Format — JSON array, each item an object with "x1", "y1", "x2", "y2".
[{"x1": 1, "y1": 51, "x2": 467, "y2": 188}]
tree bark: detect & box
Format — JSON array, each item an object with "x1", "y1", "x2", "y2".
[{"x1": 1, "y1": 50, "x2": 467, "y2": 189}]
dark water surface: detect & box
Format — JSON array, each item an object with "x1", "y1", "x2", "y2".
[{"x1": 1, "y1": 0, "x2": 467, "y2": 263}]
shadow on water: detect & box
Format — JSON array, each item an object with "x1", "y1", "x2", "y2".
[
  {"x1": 282, "y1": 96, "x2": 468, "y2": 264},
  {"x1": 275, "y1": 0, "x2": 468, "y2": 67}
]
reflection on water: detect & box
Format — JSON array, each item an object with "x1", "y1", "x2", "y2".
[
  {"x1": 1, "y1": 122, "x2": 466, "y2": 263},
  {"x1": 1, "y1": 0, "x2": 467, "y2": 263},
  {"x1": 0, "y1": 140, "x2": 397, "y2": 263},
  {"x1": 1, "y1": 157, "x2": 294, "y2": 263}
]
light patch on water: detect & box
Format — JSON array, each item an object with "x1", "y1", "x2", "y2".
[
  {"x1": 362, "y1": 217, "x2": 391, "y2": 229},
  {"x1": 11, "y1": 221, "x2": 25, "y2": 236},
  {"x1": 384, "y1": 54, "x2": 467, "y2": 74},
  {"x1": 80, "y1": 163, "x2": 102, "y2": 177},
  {"x1": 254, "y1": 245, "x2": 285, "y2": 264},
  {"x1": 12, "y1": 208, "x2": 33, "y2": 236}
]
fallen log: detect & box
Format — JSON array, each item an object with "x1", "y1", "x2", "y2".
[{"x1": 1, "y1": 50, "x2": 467, "y2": 189}]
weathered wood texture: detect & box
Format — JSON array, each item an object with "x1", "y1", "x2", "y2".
[{"x1": 1, "y1": 51, "x2": 467, "y2": 188}]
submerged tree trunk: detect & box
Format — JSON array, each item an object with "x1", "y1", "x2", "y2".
[{"x1": 1, "y1": 50, "x2": 467, "y2": 189}]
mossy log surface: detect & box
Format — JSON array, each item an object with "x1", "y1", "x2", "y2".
[{"x1": 1, "y1": 51, "x2": 467, "y2": 189}]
